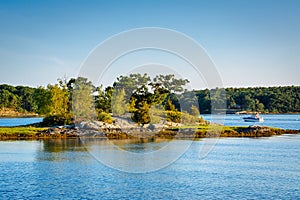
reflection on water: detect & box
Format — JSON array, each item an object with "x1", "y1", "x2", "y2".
[
  {"x1": 79, "y1": 137, "x2": 196, "y2": 173},
  {"x1": 42, "y1": 139, "x2": 86, "y2": 153},
  {"x1": 36, "y1": 139, "x2": 88, "y2": 162},
  {"x1": 35, "y1": 138, "x2": 174, "y2": 162},
  {"x1": 37, "y1": 138, "x2": 173, "y2": 154},
  {"x1": 81, "y1": 137, "x2": 172, "y2": 153},
  {"x1": 0, "y1": 136, "x2": 300, "y2": 199}
]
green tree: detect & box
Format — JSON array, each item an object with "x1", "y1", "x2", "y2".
[
  {"x1": 195, "y1": 89, "x2": 211, "y2": 114},
  {"x1": 112, "y1": 73, "x2": 190, "y2": 124},
  {"x1": 257, "y1": 102, "x2": 265, "y2": 112},
  {"x1": 132, "y1": 100, "x2": 151, "y2": 124},
  {"x1": 72, "y1": 78, "x2": 96, "y2": 122},
  {"x1": 42, "y1": 83, "x2": 72, "y2": 125},
  {"x1": 95, "y1": 86, "x2": 113, "y2": 113},
  {"x1": 111, "y1": 88, "x2": 127, "y2": 116},
  {"x1": 32, "y1": 87, "x2": 51, "y2": 114},
  {"x1": 0, "y1": 89, "x2": 20, "y2": 110},
  {"x1": 113, "y1": 73, "x2": 151, "y2": 101},
  {"x1": 190, "y1": 105, "x2": 200, "y2": 116},
  {"x1": 165, "y1": 98, "x2": 176, "y2": 111},
  {"x1": 153, "y1": 74, "x2": 189, "y2": 93},
  {"x1": 48, "y1": 84, "x2": 69, "y2": 116}
]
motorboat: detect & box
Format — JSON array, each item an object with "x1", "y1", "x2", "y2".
[{"x1": 243, "y1": 114, "x2": 264, "y2": 122}]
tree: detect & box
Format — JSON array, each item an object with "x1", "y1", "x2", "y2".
[
  {"x1": 165, "y1": 98, "x2": 176, "y2": 111},
  {"x1": 48, "y1": 84, "x2": 69, "y2": 116},
  {"x1": 132, "y1": 100, "x2": 151, "y2": 124},
  {"x1": 0, "y1": 89, "x2": 20, "y2": 110},
  {"x1": 195, "y1": 89, "x2": 211, "y2": 114},
  {"x1": 95, "y1": 86, "x2": 113, "y2": 113},
  {"x1": 111, "y1": 73, "x2": 190, "y2": 124},
  {"x1": 178, "y1": 90, "x2": 199, "y2": 113},
  {"x1": 190, "y1": 105, "x2": 200, "y2": 116},
  {"x1": 32, "y1": 87, "x2": 51, "y2": 115},
  {"x1": 72, "y1": 78, "x2": 96, "y2": 122},
  {"x1": 42, "y1": 83, "x2": 72, "y2": 125},
  {"x1": 113, "y1": 73, "x2": 151, "y2": 101},
  {"x1": 153, "y1": 74, "x2": 189, "y2": 93},
  {"x1": 15, "y1": 86, "x2": 36, "y2": 112},
  {"x1": 257, "y1": 102, "x2": 265, "y2": 112},
  {"x1": 111, "y1": 88, "x2": 127, "y2": 116}
]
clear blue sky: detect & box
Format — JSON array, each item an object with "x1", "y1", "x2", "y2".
[{"x1": 0, "y1": 0, "x2": 299, "y2": 88}]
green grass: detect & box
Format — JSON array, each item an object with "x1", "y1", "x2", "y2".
[
  {"x1": 168, "y1": 124, "x2": 247, "y2": 130},
  {"x1": 0, "y1": 127, "x2": 48, "y2": 135}
]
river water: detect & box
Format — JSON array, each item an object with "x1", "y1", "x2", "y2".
[
  {"x1": 202, "y1": 114, "x2": 300, "y2": 130},
  {"x1": 0, "y1": 115, "x2": 299, "y2": 199},
  {"x1": 0, "y1": 117, "x2": 43, "y2": 127}
]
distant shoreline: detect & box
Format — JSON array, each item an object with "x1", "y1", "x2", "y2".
[
  {"x1": 0, "y1": 115, "x2": 42, "y2": 118},
  {"x1": 0, "y1": 109, "x2": 41, "y2": 118},
  {"x1": 1, "y1": 112, "x2": 300, "y2": 119},
  {"x1": 233, "y1": 112, "x2": 300, "y2": 115}
]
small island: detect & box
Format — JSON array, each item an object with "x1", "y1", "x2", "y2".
[
  {"x1": 1, "y1": 123, "x2": 299, "y2": 141},
  {"x1": 0, "y1": 74, "x2": 299, "y2": 140}
]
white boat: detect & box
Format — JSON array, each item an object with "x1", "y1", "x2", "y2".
[{"x1": 243, "y1": 114, "x2": 264, "y2": 122}]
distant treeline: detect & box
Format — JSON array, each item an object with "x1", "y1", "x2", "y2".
[
  {"x1": 195, "y1": 86, "x2": 300, "y2": 113},
  {"x1": 0, "y1": 79, "x2": 299, "y2": 121}
]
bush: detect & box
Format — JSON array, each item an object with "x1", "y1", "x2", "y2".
[
  {"x1": 166, "y1": 111, "x2": 182, "y2": 123},
  {"x1": 98, "y1": 111, "x2": 113, "y2": 124},
  {"x1": 165, "y1": 110, "x2": 205, "y2": 125},
  {"x1": 42, "y1": 114, "x2": 73, "y2": 126},
  {"x1": 181, "y1": 112, "x2": 199, "y2": 125},
  {"x1": 199, "y1": 116, "x2": 206, "y2": 124}
]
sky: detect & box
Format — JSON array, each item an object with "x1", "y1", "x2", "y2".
[{"x1": 0, "y1": 0, "x2": 299, "y2": 89}]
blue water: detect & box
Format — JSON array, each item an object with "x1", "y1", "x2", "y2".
[
  {"x1": 0, "y1": 115, "x2": 299, "y2": 129},
  {"x1": 202, "y1": 114, "x2": 300, "y2": 130},
  {"x1": 0, "y1": 115, "x2": 299, "y2": 199},
  {"x1": 0, "y1": 117, "x2": 43, "y2": 127},
  {"x1": 0, "y1": 137, "x2": 299, "y2": 199}
]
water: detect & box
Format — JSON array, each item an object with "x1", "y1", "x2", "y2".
[
  {"x1": 0, "y1": 117, "x2": 43, "y2": 127},
  {"x1": 0, "y1": 136, "x2": 299, "y2": 199},
  {"x1": 0, "y1": 114, "x2": 299, "y2": 129},
  {"x1": 0, "y1": 115, "x2": 299, "y2": 199},
  {"x1": 202, "y1": 114, "x2": 300, "y2": 130}
]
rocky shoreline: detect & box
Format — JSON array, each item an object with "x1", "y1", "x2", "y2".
[{"x1": 0, "y1": 123, "x2": 299, "y2": 140}]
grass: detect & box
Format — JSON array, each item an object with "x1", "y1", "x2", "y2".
[
  {"x1": 0, "y1": 127, "x2": 48, "y2": 135},
  {"x1": 0, "y1": 124, "x2": 296, "y2": 140},
  {"x1": 167, "y1": 124, "x2": 248, "y2": 131}
]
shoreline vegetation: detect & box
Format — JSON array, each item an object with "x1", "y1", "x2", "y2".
[
  {"x1": 1, "y1": 76, "x2": 300, "y2": 121},
  {"x1": 0, "y1": 123, "x2": 299, "y2": 140},
  {"x1": 1, "y1": 109, "x2": 300, "y2": 119},
  {"x1": 0, "y1": 108, "x2": 40, "y2": 118},
  {"x1": 1, "y1": 74, "x2": 299, "y2": 141}
]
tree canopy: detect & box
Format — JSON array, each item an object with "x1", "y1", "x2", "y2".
[{"x1": 1, "y1": 76, "x2": 299, "y2": 126}]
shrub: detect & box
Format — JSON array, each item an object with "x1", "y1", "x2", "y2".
[
  {"x1": 199, "y1": 116, "x2": 206, "y2": 124},
  {"x1": 181, "y1": 112, "x2": 199, "y2": 125},
  {"x1": 166, "y1": 111, "x2": 182, "y2": 123},
  {"x1": 42, "y1": 114, "x2": 73, "y2": 126},
  {"x1": 98, "y1": 111, "x2": 113, "y2": 124}
]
